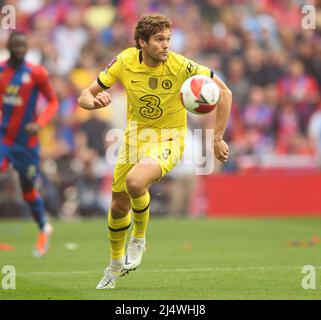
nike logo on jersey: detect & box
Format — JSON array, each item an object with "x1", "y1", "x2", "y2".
[{"x1": 131, "y1": 80, "x2": 139, "y2": 83}]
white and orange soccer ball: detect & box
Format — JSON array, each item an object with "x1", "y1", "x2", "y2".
[{"x1": 180, "y1": 75, "x2": 220, "y2": 115}]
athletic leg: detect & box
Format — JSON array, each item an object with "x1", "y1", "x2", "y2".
[
  {"x1": 121, "y1": 158, "x2": 161, "y2": 272},
  {"x1": 19, "y1": 172, "x2": 47, "y2": 230},
  {"x1": 126, "y1": 158, "x2": 161, "y2": 236},
  {"x1": 108, "y1": 191, "x2": 131, "y2": 263},
  {"x1": 13, "y1": 144, "x2": 53, "y2": 257},
  {"x1": 96, "y1": 191, "x2": 132, "y2": 289}
]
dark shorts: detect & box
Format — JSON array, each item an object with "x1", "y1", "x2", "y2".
[{"x1": 0, "y1": 143, "x2": 40, "y2": 180}]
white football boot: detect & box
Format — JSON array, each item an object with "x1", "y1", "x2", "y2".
[
  {"x1": 121, "y1": 236, "x2": 146, "y2": 276},
  {"x1": 96, "y1": 266, "x2": 121, "y2": 289},
  {"x1": 96, "y1": 259, "x2": 123, "y2": 289}
]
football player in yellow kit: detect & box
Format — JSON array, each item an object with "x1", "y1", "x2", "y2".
[{"x1": 78, "y1": 13, "x2": 232, "y2": 289}]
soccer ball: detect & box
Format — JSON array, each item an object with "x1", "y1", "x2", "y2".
[{"x1": 180, "y1": 75, "x2": 220, "y2": 115}]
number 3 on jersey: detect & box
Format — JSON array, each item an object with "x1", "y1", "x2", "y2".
[{"x1": 139, "y1": 95, "x2": 163, "y2": 119}]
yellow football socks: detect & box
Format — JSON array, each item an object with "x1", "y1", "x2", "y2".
[
  {"x1": 108, "y1": 210, "x2": 131, "y2": 260},
  {"x1": 131, "y1": 192, "x2": 150, "y2": 238}
]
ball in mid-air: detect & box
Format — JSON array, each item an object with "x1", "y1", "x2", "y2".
[{"x1": 180, "y1": 75, "x2": 220, "y2": 115}]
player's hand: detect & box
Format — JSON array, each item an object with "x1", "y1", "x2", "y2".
[
  {"x1": 93, "y1": 92, "x2": 111, "y2": 109},
  {"x1": 214, "y1": 138, "x2": 229, "y2": 163},
  {"x1": 25, "y1": 122, "x2": 40, "y2": 135}
]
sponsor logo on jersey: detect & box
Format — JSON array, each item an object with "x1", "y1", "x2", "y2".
[
  {"x1": 3, "y1": 95, "x2": 23, "y2": 106},
  {"x1": 139, "y1": 94, "x2": 163, "y2": 119},
  {"x1": 186, "y1": 62, "x2": 194, "y2": 74},
  {"x1": 186, "y1": 62, "x2": 199, "y2": 76}
]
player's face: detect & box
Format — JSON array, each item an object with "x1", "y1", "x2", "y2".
[
  {"x1": 8, "y1": 35, "x2": 27, "y2": 61},
  {"x1": 143, "y1": 29, "x2": 171, "y2": 65}
]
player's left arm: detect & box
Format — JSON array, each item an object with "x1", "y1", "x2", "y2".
[
  {"x1": 212, "y1": 74, "x2": 232, "y2": 163},
  {"x1": 26, "y1": 66, "x2": 59, "y2": 135},
  {"x1": 183, "y1": 57, "x2": 232, "y2": 162}
]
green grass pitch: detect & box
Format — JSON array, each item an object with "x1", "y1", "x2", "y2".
[{"x1": 0, "y1": 217, "x2": 321, "y2": 300}]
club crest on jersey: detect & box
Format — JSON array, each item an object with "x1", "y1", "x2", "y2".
[
  {"x1": 148, "y1": 77, "x2": 158, "y2": 89},
  {"x1": 162, "y1": 79, "x2": 172, "y2": 90},
  {"x1": 21, "y1": 73, "x2": 30, "y2": 83}
]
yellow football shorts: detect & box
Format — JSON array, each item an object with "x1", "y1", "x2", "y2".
[{"x1": 112, "y1": 137, "x2": 185, "y2": 193}]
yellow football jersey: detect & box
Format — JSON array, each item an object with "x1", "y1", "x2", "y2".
[{"x1": 98, "y1": 47, "x2": 213, "y2": 145}]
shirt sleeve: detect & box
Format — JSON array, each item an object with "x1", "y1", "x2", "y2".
[
  {"x1": 33, "y1": 66, "x2": 58, "y2": 127},
  {"x1": 182, "y1": 57, "x2": 214, "y2": 81},
  {"x1": 97, "y1": 56, "x2": 122, "y2": 89}
]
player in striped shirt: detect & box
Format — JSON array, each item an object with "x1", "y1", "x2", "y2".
[{"x1": 0, "y1": 31, "x2": 59, "y2": 257}]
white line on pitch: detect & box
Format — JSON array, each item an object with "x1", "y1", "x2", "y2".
[{"x1": 18, "y1": 265, "x2": 321, "y2": 276}]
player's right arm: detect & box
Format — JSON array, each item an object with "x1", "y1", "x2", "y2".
[
  {"x1": 78, "y1": 55, "x2": 122, "y2": 110},
  {"x1": 78, "y1": 80, "x2": 112, "y2": 110}
]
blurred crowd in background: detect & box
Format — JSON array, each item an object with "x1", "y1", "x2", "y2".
[{"x1": 0, "y1": 0, "x2": 320, "y2": 218}]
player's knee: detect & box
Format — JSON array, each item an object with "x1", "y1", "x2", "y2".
[
  {"x1": 19, "y1": 176, "x2": 34, "y2": 193},
  {"x1": 110, "y1": 200, "x2": 130, "y2": 219},
  {"x1": 125, "y1": 173, "x2": 146, "y2": 196}
]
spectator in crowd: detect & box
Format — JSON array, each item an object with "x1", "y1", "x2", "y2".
[
  {"x1": 308, "y1": 103, "x2": 321, "y2": 168},
  {"x1": 227, "y1": 56, "x2": 250, "y2": 109},
  {"x1": 277, "y1": 58, "x2": 319, "y2": 128},
  {"x1": 77, "y1": 110, "x2": 112, "y2": 158}
]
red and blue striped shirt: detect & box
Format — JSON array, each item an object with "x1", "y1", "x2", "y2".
[{"x1": 0, "y1": 61, "x2": 58, "y2": 148}]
